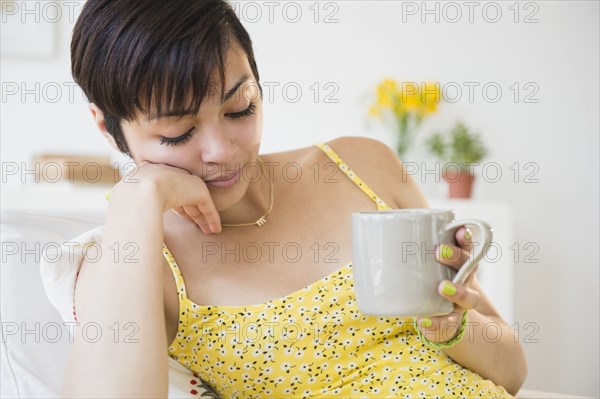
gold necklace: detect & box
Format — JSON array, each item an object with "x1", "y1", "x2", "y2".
[{"x1": 221, "y1": 157, "x2": 273, "y2": 228}]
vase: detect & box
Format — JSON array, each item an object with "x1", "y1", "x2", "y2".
[{"x1": 442, "y1": 168, "x2": 475, "y2": 198}]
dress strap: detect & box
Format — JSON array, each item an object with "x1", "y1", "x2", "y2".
[
  {"x1": 314, "y1": 142, "x2": 392, "y2": 210},
  {"x1": 162, "y1": 243, "x2": 189, "y2": 316}
]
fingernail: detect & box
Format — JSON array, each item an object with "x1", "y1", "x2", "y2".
[
  {"x1": 464, "y1": 229, "x2": 472, "y2": 241},
  {"x1": 104, "y1": 189, "x2": 111, "y2": 201},
  {"x1": 210, "y1": 223, "x2": 220, "y2": 234},
  {"x1": 421, "y1": 318, "x2": 433, "y2": 328},
  {"x1": 442, "y1": 281, "x2": 457, "y2": 296},
  {"x1": 440, "y1": 244, "x2": 455, "y2": 260}
]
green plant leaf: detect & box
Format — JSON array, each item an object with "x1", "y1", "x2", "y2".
[{"x1": 425, "y1": 122, "x2": 488, "y2": 167}]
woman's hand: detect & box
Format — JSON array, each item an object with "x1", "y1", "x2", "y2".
[
  {"x1": 110, "y1": 160, "x2": 222, "y2": 235},
  {"x1": 415, "y1": 226, "x2": 481, "y2": 342}
]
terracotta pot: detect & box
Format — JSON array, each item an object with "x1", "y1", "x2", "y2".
[{"x1": 442, "y1": 168, "x2": 475, "y2": 198}]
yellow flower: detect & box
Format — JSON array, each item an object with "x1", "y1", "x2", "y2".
[
  {"x1": 376, "y1": 90, "x2": 392, "y2": 108},
  {"x1": 376, "y1": 78, "x2": 396, "y2": 108},
  {"x1": 392, "y1": 101, "x2": 407, "y2": 117},
  {"x1": 369, "y1": 79, "x2": 443, "y2": 121},
  {"x1": 419, "y1": 81, "x2": 442, "y2": 115},
  {"x1": 398, "y1": 82, "x2": 420, "y2": 112},
  {"x1": 403, "y1": 92, "x2": 420, "y2": 111},
  {"x1": 380, "y1": 79, "x2": 397, "y2": 92}
]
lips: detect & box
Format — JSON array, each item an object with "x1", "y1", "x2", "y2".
[
  {"x1": 205, "y1": 174, "x2": 238, "y2": 182},
  {"x1": 203, "y1": 168, "x2": 242, "y2": 188}
]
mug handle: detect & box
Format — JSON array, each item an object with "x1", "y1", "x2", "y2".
[{"x1": 440, "y1": 219, "x2": 493, "y2": 286}]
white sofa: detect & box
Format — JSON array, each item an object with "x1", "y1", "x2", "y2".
[{"x1": 0, "y1": 207, "x2": 585, "y2": 398}]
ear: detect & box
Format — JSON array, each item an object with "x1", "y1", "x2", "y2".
[{"x1": 89, "y1": 103, "x2": 120, "y2": 152}]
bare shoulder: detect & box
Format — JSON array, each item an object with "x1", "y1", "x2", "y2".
[{"x1": 323, "y1": 136, "x2": 430, "y2": 209}]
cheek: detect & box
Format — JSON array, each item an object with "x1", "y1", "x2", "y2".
[
  {"x1": 230, "y1": 111, "x2": 262, "y2": 145},
  {"x1": 151, "y1": 146, "x2": 198, "y2": 170},
  {"x1": 234, "y1": 120, "x2": 260, "y2": 143},
  {"x1": 128, "y1": 135, "x2": 192, "y2": 170}
]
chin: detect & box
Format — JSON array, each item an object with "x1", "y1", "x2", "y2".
[{"x1": 209, "y1": 180, "x2": 247, "y2": 210}]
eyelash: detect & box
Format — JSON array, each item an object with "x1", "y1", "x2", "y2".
[
  {"x1": 159, "y1": 102, "x2": 257, "y2": 147},
  {"x1": 229, "y1": 101, "x2": 256, "y2": 120}
]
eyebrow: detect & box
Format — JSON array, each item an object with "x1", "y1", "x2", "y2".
[{"x1": 145, "y1": 74, "x2": 251, "y2": 121}]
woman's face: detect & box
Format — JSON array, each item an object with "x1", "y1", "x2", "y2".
[{"x1": 118, "y1": 44, "x2": 263, "y2": 209}]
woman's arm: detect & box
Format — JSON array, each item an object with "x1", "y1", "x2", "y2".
[
  {"x1": 62, "y1": 162, "x2": 221, "y2": 398},
  {"x1": 62, "y1": 182, "x2": 168, "y2": 398}
]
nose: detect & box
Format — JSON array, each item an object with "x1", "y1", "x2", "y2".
[{"x1": 198, "y1": 128, "x2": 237, "y2": 165}]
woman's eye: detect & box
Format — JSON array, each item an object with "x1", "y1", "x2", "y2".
[
  {"x1": 226, "y1": 102, "x2": 256, "y2": 120},
  {"x1": 159, "y1": 128, "x2": 194, "y2": 146},
  {"x1": 158, "y1": 103, "x2": 256, "y2": 147}
]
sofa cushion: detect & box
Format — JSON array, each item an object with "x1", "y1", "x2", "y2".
[{"x1": 1, "y1": 209, "x2": 104, "y2": 398}]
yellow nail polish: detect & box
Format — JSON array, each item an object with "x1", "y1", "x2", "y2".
[
  {"x1": 442, "y1": 281, "x2": 457, "y2": 296},
  {"x1": 440, "y1": 244, "x2": 455, "y2": 260},
  {"x1": 464, "y1": 229, "x2": 472, "y2": 241},
  {"x1": 104, "y1": 189, "x2": 111, "y2": 201},
  {"x1": 421, "y1": 318, "x2": 433, "y2": 328}
]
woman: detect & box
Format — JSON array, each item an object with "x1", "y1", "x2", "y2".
[{"x1": 61, "y1": 0, "x2": 527, "y2": 397}]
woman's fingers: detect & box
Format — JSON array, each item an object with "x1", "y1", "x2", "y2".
[
  {"x1": 437, "y1": 226, "x2": 479, "y2": 283},
  {"x1": 438, "y1": 280, "x2": 481, "y2": 310},
  {"x1": 182, "y1": 204, "x2": 215, "y2": 234},
  {"x1": 416, "y1": 280, "x2": 479, "y2": 342},
  {"x1": 416, "y1": 311, "x2": 463, "y2": 343},
  {"x1": 456, "y1": 226, "x2": 475, "y2": 253},
  {"x1": 170, "y1": 186, "x2": 221, "y2": 234},
  {"x1": 191, "y1": 189, "x2": 222, "y2": 233},
  {"x1": 165, "y1": 174, "x2": 222, "y2": 234},
  {"x1": 201, "y1": 203, "x2": 222, "y2": 234},
  {"x1": 417, "y1": 227, "x2": 481, "y2": 343},
  {"x1": 436, "y1": 243, "x2": 469, "y2": 270}
]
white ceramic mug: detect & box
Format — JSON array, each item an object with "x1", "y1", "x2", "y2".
[{"x1": 351, "y1": 209, "x2": 492, "y2": 317}]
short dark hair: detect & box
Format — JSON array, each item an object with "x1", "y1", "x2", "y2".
[{"x1": 71, "y1": 0, "x2": 262, "y2": 157}]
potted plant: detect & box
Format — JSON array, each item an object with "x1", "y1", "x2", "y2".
[
  {"x1": 368, "y1": 79, "x2": 442, "y2": 159},
  {"x1": 425, "y1": 122, "x2": 488, "y2": 198}
]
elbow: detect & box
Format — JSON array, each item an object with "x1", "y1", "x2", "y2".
[{"x1": 504, "y1": 351, "x2": 529, "y2": 396}]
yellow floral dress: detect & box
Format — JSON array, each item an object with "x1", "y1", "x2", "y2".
[{"x1": 163, "y1": 143, "x2": 514, "y2": 398}]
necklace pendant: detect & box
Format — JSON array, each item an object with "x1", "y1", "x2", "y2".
[{"x1": 256, "y1": 217, "x2": 267, "y2": 227}]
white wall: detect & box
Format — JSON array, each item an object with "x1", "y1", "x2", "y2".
[{"x1": 1, "y1": 1, "x2": 598, "y2": 396}]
